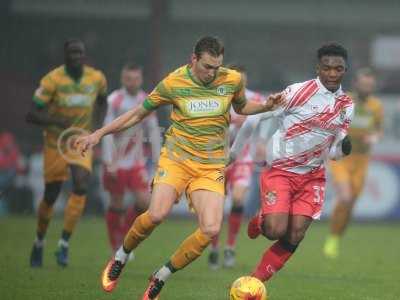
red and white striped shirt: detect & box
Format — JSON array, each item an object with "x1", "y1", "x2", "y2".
[
  {"x1": 102, "y1": 88, "x2": 161, "y2": 169},
  {"x1": 266, "y1": 78, "x2": 354, "y2": 174},
  {"x1": 230, "y1": 89, "x2": 264, "y2": 163},
  {"x1": 231, "y1": 78, "x2": 354, "y2": 174}
]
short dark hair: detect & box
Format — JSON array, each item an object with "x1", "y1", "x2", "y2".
[
  {"x1": 317, "y1": 42, "x2": 348, "y2": 62},
  {"x1": 122, "y1": 62, "x2": 142, "y2": 72},
  {"x1": 64, "y1": 38, "x2": 84, "y2": 51},
  {"x1": 194, "y1": 36, "x2": 224, "y2": 59},
  {"x1": 227, "y1": 63, "x2": 246, "y2": 73}
]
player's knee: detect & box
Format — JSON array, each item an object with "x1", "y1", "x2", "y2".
[
  {"x1": 200, "y1": 222, "x2": 221, "y2": 238},
  {"x1": 335, "y1": 183, "x2": 352, "y2": 203},
  {"x1": 232, "y1": 191, "x2": 246, "y2": 204},
  {"x1": 43, "y1": 181, "x2": 63, "y2": 205},
  {"x1": 73, "y1": 181, "x2": 88, "y2": 195},
  {"x1": 262, "y1": 220, "x2": 287, "y2": 240},
  {"x1": 231, "y1": 203, "x2": 244, "y2": 214},
  {"x1": 148, "y1": 210, "x2": 167, "y2": 224}
]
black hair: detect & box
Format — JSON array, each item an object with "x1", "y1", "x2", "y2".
[
  {"x1": 317, "y1": 42, "x2": 348, "y2": 62},
  {"x1": 194, "y1": 36, "x2": 224, "y2": 59},
  {"x1": 64, "y1": 38, "x2": 84, "y2": 51}
]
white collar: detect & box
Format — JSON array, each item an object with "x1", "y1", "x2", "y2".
[{"x1": 316, "y1": 77, "x2": 344, "y2": 97}]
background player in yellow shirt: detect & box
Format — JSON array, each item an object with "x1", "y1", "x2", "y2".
[
  {"x1": 76, "y1": 36, "x2": 284, "y2": 299},
  {"x1": 324, "y1": 68, "x2": 384, "y2": 258},
  {"x1": 27, "y1": 39, "x2": 108, "y2": 267}
]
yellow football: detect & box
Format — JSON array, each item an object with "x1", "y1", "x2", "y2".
[{"x1": 230, "y1": 276, "x2": 268, "y2": 300}]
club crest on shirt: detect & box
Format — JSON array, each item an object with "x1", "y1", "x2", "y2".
[
  {"x1": 216, "y1": 85, "x2": 227, "y2": 96},
  {"x1": 265, "y1": 191, "x2": 277, "y2": 206}
]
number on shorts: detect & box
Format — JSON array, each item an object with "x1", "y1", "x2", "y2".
[{"x1": 312, "y1": 185, "x2": 325, "y2": 203}]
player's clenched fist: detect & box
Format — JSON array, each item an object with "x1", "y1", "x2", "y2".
[{"x1": 74, "y1": 131, "x2": 102, "y2": 156}]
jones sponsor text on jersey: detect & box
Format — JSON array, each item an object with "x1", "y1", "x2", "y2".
[{"x1": 186, "y1": 99, "x2": 222, "y2": 116}]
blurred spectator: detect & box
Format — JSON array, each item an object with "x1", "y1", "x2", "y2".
[{"x1": 0, "y1": 131, "x2": 23, "y2": 214}]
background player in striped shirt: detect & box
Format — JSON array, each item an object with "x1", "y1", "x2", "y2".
[
  {"x1": 324, "y1": 68, "x2": 384, "y2": 258},
  {"x1": 75, "y1": 36, "x2": 284, "y2": 299},
  {"x1": 102, "y1": 63, "x2": 161, "y2": 252},
  {"x1": 27, "y1": 39, "x2": 108, "y2": 267},
  {"x1": 231, "y1": 43, "x2": 354, "y2": 283},
  {"x1": 208, "y1": 64, "x2": 265, "y2": 269}
]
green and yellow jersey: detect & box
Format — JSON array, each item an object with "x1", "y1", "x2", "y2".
[
  {"x1": 143, "y1": 65, "x2": 246, "y2": 166},
  {"x1": 348, "y1": 93, "x2": 383, "y2": 154},
  {"x1": 33, "y1": 65, "x2": 107, "y2": 148}
]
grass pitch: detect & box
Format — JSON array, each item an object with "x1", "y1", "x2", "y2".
[{"x1": 1, "y1": 216, "x2": 399, "y2": 300}]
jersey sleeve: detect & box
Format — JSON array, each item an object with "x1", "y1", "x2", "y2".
[
  {"x1": 98, "y1": 71, "x2": 108, "y2": 97},
  {"x1": 33, "y1": 73, "x2": 56, "y2": 107},
  {"x1": 232, "y1": 74, "x2": 247, "y2": 108},
  {"x1": 339, "y1": 103, "x2": 355, "y2": 136},
  {"x1": 281, "y1": 84, "x2": 299, "y2": 111},
  {"x1": 143, "y1": 79, "x2": 173, "y2": 111},
  {"x1": 280, "y1": 81, "x2": 316, "y2": 113}
]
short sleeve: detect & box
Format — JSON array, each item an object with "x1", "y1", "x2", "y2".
[
  {"x1": 281, "y1": 84, "x2": 298, "y2": 111},
  {"x1": 232, "y1": 74, "x2": 246, "y2": 108},
  {"x1": 143, "y1": 79, "x2": 172, "y2": 111},
  {"x1": 339, "y1": 103, "x2": 355, "y2": 136},
  {"x1": 33, "y1": 73, "x2": 56, "y2": 107}
]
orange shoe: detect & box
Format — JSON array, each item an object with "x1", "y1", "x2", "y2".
[
  {"x1": 101, "y1": 258, "x2": 125, "y2": 292},
  {"x1": 141, "y1": 275, "x2": 164, "y2": 300},
  {"x1": 247, "y1": 212, "x2": 262, "y2": 239}
]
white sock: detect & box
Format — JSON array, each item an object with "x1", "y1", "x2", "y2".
[
  {"x1": 58, "y1": 239, "x2": 69, "y2": 248},
  {"x1": 115, "y1": 246, "x2": 130, "y2": 263},
  {"x1": 34, "y1": 238, "x2": 44, "y2": 247},
  {"x1": 154, "y1": 265, "x2": 172, "y2": 282}
]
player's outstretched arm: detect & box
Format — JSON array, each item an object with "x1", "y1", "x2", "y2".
[
  {"x1": 233, "y1": 93, "x2": 285, "y2": 115},
  {"x1": 75, "y1": 105, "x2": 151, "y2": 155}
]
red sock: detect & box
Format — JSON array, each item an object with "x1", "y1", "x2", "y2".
[
  {"x1": 227, "y1": 211, "x2": 243, "y2": 248},
  {"x1": 252, "y1": 240, "x2": 298, "y2": 282},
  {"x1": 105, "y1": 208, "x2": 124, "y2": 251}
]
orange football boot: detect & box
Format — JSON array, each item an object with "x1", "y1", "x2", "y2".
[{"x1": 101, "y1": 258, "x2": 125, "y2": 292}]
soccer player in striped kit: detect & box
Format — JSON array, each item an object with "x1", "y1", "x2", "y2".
[
  {"x1": 76, "y1": 36, "x2": 284, "y2": 299},
  {"x1": 231, "y1": 43, "x2": 354, "y2": 283},
  {"x1": 102, "y1": 63, "x2": 161, "y2": 252}
]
